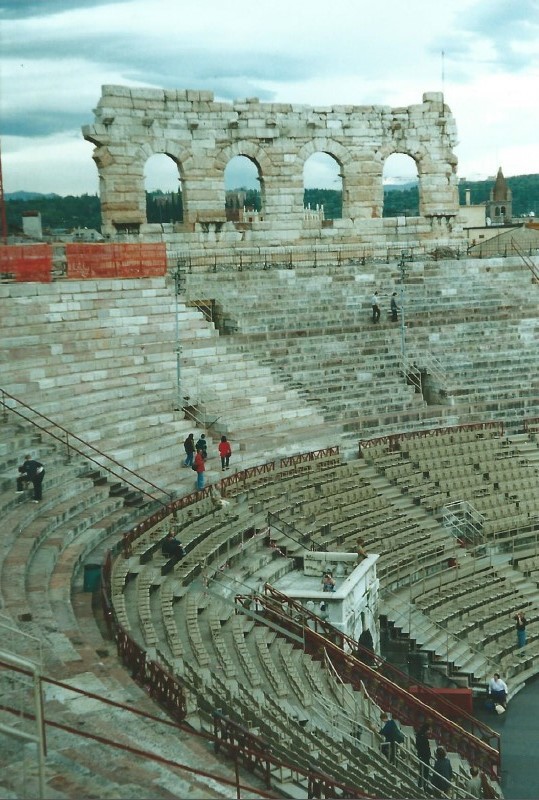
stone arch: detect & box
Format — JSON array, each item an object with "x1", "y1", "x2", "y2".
[
  {"x1": 213, "y1": 141, "x2": 282, "y2": 221},
  {"x1": 83, "y1": 86, "x2": 461, "y2": 241},
  {"x1": 378, "y1": 141, "x2": 445, "y2": 218},
  {"x1": 303, "y1": 152, "x2": 343, "y2": 219},
  {"x1": 215, "y1": 141, "x2": 275, "y2": 217},
  {"x1": 139, "y1": 141, "x2": 190, "y2": 225},
  {"x1": 143, "y1": 151, "x2": 184, "y2": 224},
  {"x1": 296, "y1": 138, "x2": 352, "y2": 217},
  {"x1": 214, "y1": 140, "x2": 274, "y2": 176},
  {"x1": 97, "y1": 140, "x2": 194, "y2": 231},
  {"x1": 382, "y1": 153, "x2": 420, "y2": 218}
]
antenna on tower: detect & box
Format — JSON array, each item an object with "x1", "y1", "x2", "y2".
[{"x1": 441, "y1": 50, "x2": 445, "y2": 95}]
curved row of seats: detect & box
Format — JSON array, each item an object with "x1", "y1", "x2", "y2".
[
  {"x1": 112, "y1": 494, "x2": 472, "y2": 798},
  {"x1": 0, "y1": 418, "x2": 255, "y2": 799}
]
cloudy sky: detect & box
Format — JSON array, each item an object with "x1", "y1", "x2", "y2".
[{"x1": 1, "y1": 0, "x2": 538, "y2": 195}]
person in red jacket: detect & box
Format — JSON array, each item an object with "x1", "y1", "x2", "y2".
[
  {"x1": 218, "y1": 436, "x2": 232, "y2": 471},
  {"x1": 193, "y1": 447, "x2": 205, "y2": 490}
]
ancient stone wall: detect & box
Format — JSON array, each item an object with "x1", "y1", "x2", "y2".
[{"x1": 83, "y1": 85, "x2": 462, "y2": 249}]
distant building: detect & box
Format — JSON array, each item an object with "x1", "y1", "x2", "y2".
[
  {"x1": 72, "y1": 227, "x2": 104, "y2": 242},
  {"x1": 460, "y1": 167, "x2": 520, "y2": 251},
  {"x1": 22, "y1": 210, "x2": 42, "y2": 240},
  {"x1": 486, "y1": 166, "x2": 512, "y2": 225},
  {"x1": 459, "y1": 188, "x2": 486, "y2": 229}
]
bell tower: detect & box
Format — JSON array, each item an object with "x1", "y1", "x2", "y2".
[{"x1": 486, "y1": 166, "x2": 512, "y2": 224}]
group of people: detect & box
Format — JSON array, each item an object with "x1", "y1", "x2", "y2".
[
  {"x1": 378, "y1": 714, "x2": 493, "y2": 797},
  {"x1": 183, "y1": 432, "x2": 233, "y2": 490},
  {"x1": 371, "y1": 290, "x2": 400, "y2": 323},
  {"x1": 413, "y1": 723, "x2": 456, "y2": 796}
]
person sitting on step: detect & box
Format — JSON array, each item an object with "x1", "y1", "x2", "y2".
[
  {"x1": 322, "y1": 571, "x2": 336, "y2": 592},
  {"x1": 161, "y1": 531, "x2": 185, "y2": 559}
]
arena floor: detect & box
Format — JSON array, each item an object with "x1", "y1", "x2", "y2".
[{"x1": 474, "y1": 674, "x2": 539, "y2": 799}]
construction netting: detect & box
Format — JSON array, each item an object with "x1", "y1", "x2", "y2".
[
  {"x1": 66, "y1": 243, "x2": 167, "y2": 278},
  {"x1": 0, "y1": 244, "x2": 53, "y2": 282}
]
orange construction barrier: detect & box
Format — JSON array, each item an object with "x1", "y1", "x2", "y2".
[
  {"x1": 66, "y1": 243, "x2": 167, "y2": 279},
  {"x1": 0, "y1": 244, "x2": 53, "y2": 282}
]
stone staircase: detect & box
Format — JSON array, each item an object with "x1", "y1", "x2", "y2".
[
  {"x1": 1, "y1": 276, "x2": 348, "y2": 485},
  {"x1": 185, "y1": 255, "x2": 539, "y2": 439},
  {"x1": 0, "y1": 419, "x2": 267, "y2": 799}
]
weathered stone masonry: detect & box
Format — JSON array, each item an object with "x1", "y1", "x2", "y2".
[{"x1": 83, "y1": 85, "x2": 462, "y2": 250}]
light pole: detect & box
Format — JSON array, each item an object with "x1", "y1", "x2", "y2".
[
  {"x1": 398, "y1": 252, "x2": 407, "y2": 368},
  {"x1": 398, "y1": 250, "x2": 413, "y2": 380},
  {"x1": 173, "y1": 260, "x2": 184, "y2": 412}
]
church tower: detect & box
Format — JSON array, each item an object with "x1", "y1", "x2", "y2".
[{"x1": 486, "y1": 166, "x2": 512, "y2": 225}]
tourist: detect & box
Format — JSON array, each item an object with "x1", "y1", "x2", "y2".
[
  {"x1": 355, "y1": 537, "x2": 368, "y2": 562},
  {"x1": 195, "y1": 433, "x2": 208, "y2": 461},
  {"x1": 465, "y1": 765, "x2": 483, "y2": 799},
  {"x1": 16, "y1": 454, "x2": 45, "y2": 503},
  {"x1": 218, "y1": 435, "x2": 232, "y2": 470},
  {"x1": 390, "y1": 291, "x2": 398, "y2": 322},
  {"x1": 193, "y1": 447, "x2": 205, "y2": 490},
  {"x1": 514, "y1": 611, "x2": 527, "y2": 652},
  {"x1": 371, "y1": 290, "x2": 381, "y2": 323},
  {"x1": 321, "y1": 572, "x2": 336, "y2": 592},
  {"x1": 487, "y1": 673, "x2": 508, "y2": 709},
  {"x1": 379, "y1": 712, "x2": 404, "y2": 764},
  {"x1": 183, "y1": 433, "x2": 195, "y2": 467},
  {"x1": 161, "y1": 531, "x2": 185, "y2": 559},
  {"x1": 431, "y1": 746, "x2": 453, "y2": 796},
  {"x1": 414, "y1": 722, "x2": 431, "y2": 790}
]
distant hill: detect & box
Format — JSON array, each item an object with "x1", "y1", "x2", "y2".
[
  {"x1": 6, "y1": 191, "x2": 60, "y2": 201},
  {"x1": 4, "y1": 174, "x2": 539, "y2": 230},
  {"x1": 383, "y1": 180, "x2": 418, "y2": 192}
]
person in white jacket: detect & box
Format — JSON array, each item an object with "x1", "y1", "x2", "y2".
[{"x1": 488, "y1": 672, "x2": 508, "y2": 708}]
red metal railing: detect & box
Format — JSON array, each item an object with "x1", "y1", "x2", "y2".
[
  {"x1": 255, "y1": 585, "x2": 501, "y2": 780},
  {"x1": 100, "y1": 547, "x2": 371, "y2": 797},
  {"x1": 360, "y1": 420, "x2": 505, "y2": 456}
]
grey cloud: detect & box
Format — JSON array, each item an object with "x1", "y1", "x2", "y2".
[
  {"x1": 435, "y1": 0, "x2": 539, "y2": 73},
  {"x1": 6, "y1": 30, "x2": 316, "y2": 88},
  {"x1": 1, "y1": 110, "x2": 93, "y2": 138},
  {"x1": 0, "y1": 0, "x2": 132, "y2": 19}
]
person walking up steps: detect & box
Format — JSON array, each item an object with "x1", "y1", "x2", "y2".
[
  {"x1": 371, "y1": 290, "x2": 381, "y2": 323},
  {"x1": 390, "y1": 291, "x2": 398, "y2": 322},
  {"x1": 16, "y1": 455, "x2": 45, "y2": 502},
  {"x1": 218, "y1": 435, "x2": 232, "y2": 470}
]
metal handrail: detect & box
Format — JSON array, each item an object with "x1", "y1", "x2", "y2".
[
  {"x1": 1, "y1": 388, "x2": 173, "y2": 506},
  {"x1": 381, "y1": 583, "x2": 499, "y2": 679},
  {"x1": 511, "y1": 238, "x2": 539, "y2": 281},
  {"x1": 267, "y1": 510, "x2": 312, "y2": 553},
  {"x1": 259, "y1": 584, "x2": 501, "y2": 779}
]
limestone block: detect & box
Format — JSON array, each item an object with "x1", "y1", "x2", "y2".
[{"x1": 102, "y1": 84, "x2": 133, "y2": 98}]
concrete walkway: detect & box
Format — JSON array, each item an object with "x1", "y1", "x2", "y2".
[{"x1": 473, "y1": 675, "x2": 539, "y2": 799}]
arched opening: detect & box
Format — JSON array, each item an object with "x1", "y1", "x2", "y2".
[
  {"x1": 303, "y1": 153, "x2": 342, "y2": 220},
  {"x1": 225, "y1": 155, "x2": 262, "y2": 222},
  {"x1": 144, "y1": 153, "x2": 183, "y2": 224},
  {"x1": 382, "y1": 153, "x2": 419, "y2": 218}
]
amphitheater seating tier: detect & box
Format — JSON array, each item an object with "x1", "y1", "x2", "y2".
[{"x1": 5, "y1": 252, "x2": 538, "y2": 797}]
